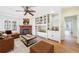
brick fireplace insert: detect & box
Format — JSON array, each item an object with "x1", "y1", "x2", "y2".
[{"x1": 20, "y1": 25, "x2": 32, "y2": 35}]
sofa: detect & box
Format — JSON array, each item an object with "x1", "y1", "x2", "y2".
[
  {"x1": 0, "y1": 36, "x2": 14, "y2": 53},
  {"x1": 11, "y1": 33, "x2": 20, "y2": 39},
  {"x1": 5, "y1": 30, "x2": 20, "y2": 39}
]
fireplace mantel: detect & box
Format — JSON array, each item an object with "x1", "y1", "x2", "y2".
[{"x1": 20, "y1": 25, "x2": 32, "y2": 35}]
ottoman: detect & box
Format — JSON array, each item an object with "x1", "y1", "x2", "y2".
[{"x1": 30, "y1": 40, "x2": 54, "y2": 53}]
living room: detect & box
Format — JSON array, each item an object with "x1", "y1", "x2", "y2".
[{"x1": 0, "y1": 6, "x2": 79, "y2": 53}]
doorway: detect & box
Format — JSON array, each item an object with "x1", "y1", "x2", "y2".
[{"x1": 63, "y1": 15, "x2": 77, "y2": 46}]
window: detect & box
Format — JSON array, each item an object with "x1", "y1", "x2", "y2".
[
  {"x1": 4, "y1": 21, "x2": 7, "y2": 29},
  {"x1": 4, "y1": 20, "x2": 11, "y2": 30},
  {"x1": 12, "y1": 21, "x2": 17, "y2": 30}
]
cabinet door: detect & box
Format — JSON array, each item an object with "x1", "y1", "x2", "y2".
[
  {"x1": 48, "y1": 31, "x2": 60, "y2": 42},
  {"x1": 52, "y1": 31, "x2": 60, "y2": 42},
  {"x1": 47, "y1": 31, "x2": 52, "y2": 38}
]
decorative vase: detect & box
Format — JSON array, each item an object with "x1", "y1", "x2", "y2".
[{"x1": 23, "y1": 18, "x2": 30, "y2": 25}]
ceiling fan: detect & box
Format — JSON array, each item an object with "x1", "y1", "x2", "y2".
[{"x1": 16, "y1": 6, "x2": 36, "y2": 16}]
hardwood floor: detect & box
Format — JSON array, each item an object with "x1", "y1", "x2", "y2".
[
  {"x1": 43, "y1": 39, "x2": 79, "y2": 53},
  {"x1": 42, "y1": 38, "x2": 79, "y2": 53},
  {"x1": 9, "y1": 35, "x2": 79, "y2": 53}
]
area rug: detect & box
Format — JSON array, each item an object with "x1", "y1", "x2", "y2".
[{"x1": 21, "y1": 39, "x2": 37, "y2": 47}]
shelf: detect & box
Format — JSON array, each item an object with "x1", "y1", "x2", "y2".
[{"x1": 36, "y1": 24, "x2": 47, "y2": 26}]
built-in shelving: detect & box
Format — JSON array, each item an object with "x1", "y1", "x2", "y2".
[
  {"x1": 48, "y1": 13, "x2": 60, "y2": 42},
  {"x1": 35, "y1": 14, "x2": 49, "y2": 38},
  {"x1": 35, "y1": 13, "x2": 61, "y2": 42}
]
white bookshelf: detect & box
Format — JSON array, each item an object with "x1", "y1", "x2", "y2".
[
  {"x1": 35, "y1": 14, "x2": 49, "y2": 38},
  {"x1": 35, "y1": 13, "x2": 61, "y2": 42},
  {"x1": 48, "y1": 13, "x2": 61, "y2": 42}
]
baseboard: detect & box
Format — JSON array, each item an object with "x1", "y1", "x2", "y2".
[{"x1": 48, "y1": 38, "x2": 59, "y2": 43}]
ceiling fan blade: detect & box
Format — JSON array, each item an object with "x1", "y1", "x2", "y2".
[
  {"x1": 29, "y1": 10, "x2": 36, "y2": 12},
  {"x1": 16, "y1": 10, "x2": 24, "y2": 12},
  {"x1": 28, "y1": 12, "x2": 34, "y2": 16},
  {"x1": 24, "y1": 12, "x2": 27, "y2": 15}
]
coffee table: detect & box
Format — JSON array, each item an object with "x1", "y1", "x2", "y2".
[{"x1": 21, "y1": 35, "x2": 37, "y2": 47}]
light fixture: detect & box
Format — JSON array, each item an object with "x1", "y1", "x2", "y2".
[{"x1": 50, "y1": 11, "x2": 55, "y2": 14}]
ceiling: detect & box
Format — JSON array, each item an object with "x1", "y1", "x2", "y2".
[{"x1": 0, "y1": 6, "x2": 78, "y2": 19}]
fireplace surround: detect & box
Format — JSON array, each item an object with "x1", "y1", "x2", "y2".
[{"x1": 20, "y1": 25, "x2": 32, "y2": 35}]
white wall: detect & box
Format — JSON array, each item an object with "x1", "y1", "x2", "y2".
[
  {"x1": 77, "y1": 16, "x2": 79, "y2": 44},
  {"x1": 0, "y1": 6, "x2": 24, "y2": 32},
  {"x1": 72, "y1": 17, "x2": 77, "y2": 37},
  {"x1": 33, "y1": 6, "x2": 61, "y2": 17}
]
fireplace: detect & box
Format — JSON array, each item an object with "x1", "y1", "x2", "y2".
[
  {"x1": 20, "y1": 25, "x2": 32, "y2": 35},
  {"x1": 20, "y1": 29, "x2": 29, "y2": 35}
]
